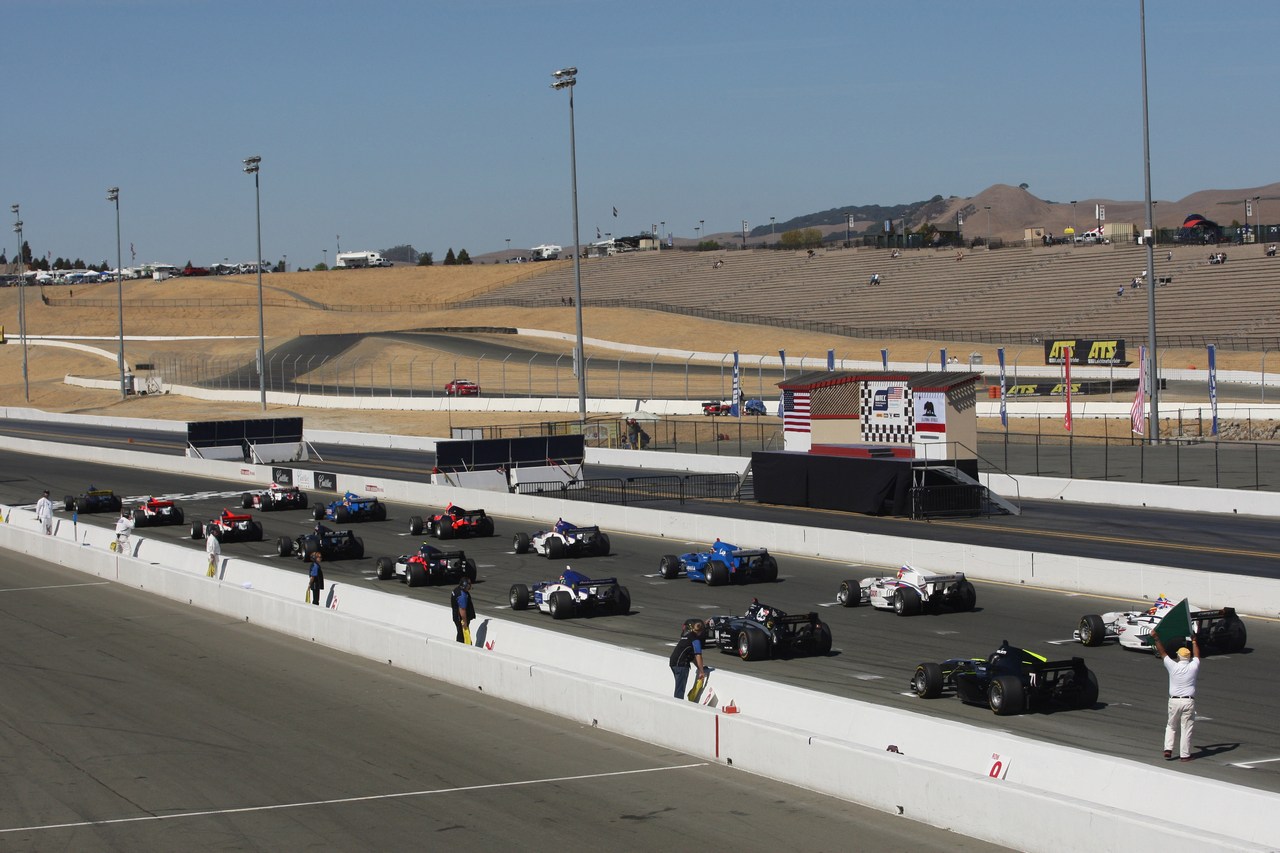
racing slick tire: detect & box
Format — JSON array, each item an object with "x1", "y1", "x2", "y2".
[
  {"x1": 132, "y1": 513, "x2": 149, "y2": 529},
  {"x1": 836, "y1": 580, "x2": 861, "y2": 607},
  {"x1": 63, "y1": 495, "x2": 75, "y2": 512},
  {"x1": 509, "y1": 583, "x2": 531, "y2": 610},
  {"x1": 190, "y1": 521, "x2": 204, "y2": 539},
  {"x1": 334, "y1": 506, "x2": 351, "y2": 524},
  {"x1": 813, "y1": 621, "x2": 833, "y2": 656},
  {"x1": 76, "y1": 498, "x2": 90, "y2": 514},
  {"x1": 611, "y1": 585, "x2": 631, "y2": 615},
  {"x1": 373, "y1": 502, "x2": 387, "y2": 522},
  {"x1": 988, "y1": 675, "x2": 1026, "y2": 716},
  {"x1": 737, "y1": 628, "x2": 770, "y2": 661},
  {"x1": 549, "y1": 590, "x2": 574, "y2": 620},
  {"x1": 249, "y1": 522, "x2": 263, "y2": 542},
  {"x1": 893, "y1": 586, "x2": 922, "y2": 617},
  {"x1": 950, "y1": 580, "x2": 977, "y2": 612},
  {"x1": 353, "y1": 537, "x2": 364, "y2": 559},
  {"x1": 757, "y1": 555, "x2": 779, "y2": 583},
  {"x1": 464, "y1": 559, "x2": 478, "y2": 582},
  {"x1": 276, "y1": 536, "x2": 294, "y2": 557},
  {"x1": 376, "y1": 556, "x2": 395, "y2": 580},
  {"x1": 1078, "y1": 614, "x2": 1108, "y2": 647},
  {"x1": 592, "y1": 533, "x2": 611, "y2": 557},
  {"x1": 434, "y1": 520, "x2": 452, "y2": 540},
  {"x1": 241, "y1": 492, "x2": 253, "y2": 509},
  {"x1": 174, "y1": 508, "x2": 185, "y2": 525},
  {"x1": 547, "y1": 537, "x2": 566, "y2": 560},
  {"x1": 110, "y1": 495, "x2": 122, "y2": 512},
  {"x1": 1065, "y1": 669, "x2": 1100, "y2": 709},
  {"x1": 705, "y1": 559, "x2": 730, "y2": 587},
  {"x1": 659, "y1": 555, "x2": 681, "y2": 579},
  {"x1": 406, "y1": 562, "x2": 429, "y2": 588},
  {"x1": 513, "y1": 532, "x2": 530, "y2": 554},
  {"x1": 478, "y1": 516, "x2": 495, "y2": 537},
  {"x1": 409, "y1": 515, "x2": 424, "y2": 536},
  {"x1": 312, "y1": 503, "x2": 326, "y2": 521},
  {"x1": 1209, "y1": 614, "x2": 1247, "y2": 653},
  {"x1": 912, "y1": 662, "x2": 945, "y2": 699}
]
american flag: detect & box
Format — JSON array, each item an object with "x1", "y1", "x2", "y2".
[
  {"x1": 1131, "y1": 345, "x2": 1146, "y2": 435},
  {"x1": 783, "y1": 389, "x2": 810, "y2": 433},
  {"x1": 888, "y1": 386, "x2": 905, "y2": 402}
]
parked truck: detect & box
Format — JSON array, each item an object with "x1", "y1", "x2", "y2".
[{"x1": 335, "y1": 251, "x2": 392, "y2": 268}]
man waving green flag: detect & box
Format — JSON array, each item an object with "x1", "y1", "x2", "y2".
[{"x1": 1150, "y1": 597, "x2": 1193, "y2": 648}]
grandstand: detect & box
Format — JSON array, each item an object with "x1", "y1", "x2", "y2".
[{"x1": 469, "y1": 242, "x2": 1280, "y2": 349}]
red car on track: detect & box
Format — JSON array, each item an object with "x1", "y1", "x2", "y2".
[{"x1": 445, "y1": 379, "x2": 481, "y2": 396}]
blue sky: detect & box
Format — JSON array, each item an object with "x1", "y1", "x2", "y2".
[{"x1": 6, "y1": 0, "x2": 1277, "y2": 268}]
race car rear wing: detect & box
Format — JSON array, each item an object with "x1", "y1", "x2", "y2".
[
  {"x1": 730, "y1": 548, "x2": 769, "y2": 558},
  {"x1": 565, "y1": 525, "x2": 601, "y2": 536},
  {"x1": 1191, "y1": 607, "x2": 1237, "y2": 622}
]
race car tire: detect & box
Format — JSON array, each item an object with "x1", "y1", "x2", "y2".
[
  {"x1": 312, "y1": 503, "x2": 326, "y2": 521},
  {"x1": 76, "y1": 498, "x2": 90, "y2": 515},
  {"x1": 335, "y1": 506, "x2": 351, "y2": 524},
  {"x1": 547, "y1": 537, "x2": 565, "y2": 560},
  {"x1": 276, "y1": 536, "x2": 294, "y2": 557},
  {"x1": 353, "y1": 537, "x2": 364, "y2": 559},
  {"x1": 63, "y1": 495, "x2": 74, "y2": 512},
  {"x1": 757, "y1": 555, "x2": 779, "y2": 583},
  {"x1": 737, "y1": 628, "x2": 770, "y2": 661},
  {"x1": 409, "y1": 516, "x2": 424, "y2": 536},
  {"x1": 464, "y1": 559, "x2": 478, "y2": 582},
  {"x1": 549, "y1": 590, "x2": 574, "y2": 620},
  {"x1": 1068, "y1": 669, "x2": 1100, "y2": 709},
  {"x1": 894, "y1": 586, "x2": 922, "y2": 617},
  {"x1": 705, "y1": 560, "x2": 730, "y2": 587},
  {"x1": 435, "y1": 520, "x2": 453, "y2": 540},
  {"x1": 478, "y1": 516, "x2": 495, "y2": 537},
  {"x1": 813, "y1": 622, "x2": 833, "y2": 656},
  {"x1": 592, "y1": 533, "x2": 611, "y2": 557},
  {"x1": 241, "y1": 492, "x2": 253, "y2": 509},
  {"x1": 373, "y1": 502, "x2": 387, "y2": 522},
  {"x1": 836, "y1": 580, "x2": 861, "y2": 607},
  {"x1": 509, "y1": 583, "x2": 530, "y2": 610},
  {"x1": 951, "y1": 580, "x2": 977, "y2": 611},
  {"x1": 376, "y1": 556, "x2": 395, "y2": 580},
  {"x1": 659, "y1": 555, "x2": 681, "y2": 579},
  {"x1": 513, "y1": 532, "x2": 530, "y2": 554},
  {"x1": 1211, "y1": 615, "x2": 1247, "y2": 653},
  {"x1": 611, "y1": 585, "x2": 631, "y2": 615},
  {"x1": 1078, "y1": 614, "x2": 1107, "y2": 646},
  {"x1": 110, "y1": 496, "x2": 122, "y2": 512},
  {"x1": 989, "y1": 675, "x2": 1026, "y2": 716},
  {"x1": 912, "y1": 662, "x2": 944, "y2": 699},
  {"x1": 190, "y1": 521, "x2": 204, "y2": 539},
  {"x1": 251, "y1": 522, "x2": 264, "y2": 542},
  {"x1": 174, "y1": 508, "x2": 185, "y2": 525},
  {"x1": 132, "y1": 514, "x2": 148, "y2": 529},
  {"x1": 406, "y1": 562, "x2": 428, "y2": 588}
]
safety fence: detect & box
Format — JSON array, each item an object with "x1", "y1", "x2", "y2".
[{"x1": 513, "y1": 473, "x2": 742, "y2": 506}]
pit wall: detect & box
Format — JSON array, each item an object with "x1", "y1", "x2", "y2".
[{"x1": 0, "y1": 503, "x2": 1271, "y2": 851}]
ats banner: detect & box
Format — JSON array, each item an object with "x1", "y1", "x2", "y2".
[{"x1": 1044, "y1": 338, "x2": 1128, "y2": 366}]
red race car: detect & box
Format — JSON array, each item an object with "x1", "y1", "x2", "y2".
[
  {"x1": 131, "y1": 497, "x2": 185, "y2": 527},
  {"x1": 444, "y1": 379, "x2": 481, "y2": 397},
  {"x1": 191, "y1": 509, "x2": 264, "y2": 543},
  {"x1": 410, "y1": 502, "x2": 495, "y2": 539}
]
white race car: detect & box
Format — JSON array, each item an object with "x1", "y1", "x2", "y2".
[
  {"x1": 836, "y1": 564, "x2": 976, "y2": 616},
  {"x1": 1073, "y1": 595, "x2": 1246, "y2": 653},
  {"x1": 508, "y1": 568, "x2": 630, "y2": 619},
  {"x1": 513, "y1": 521, "x2": 611, "y2": 560},
  {"x1": 241, "y1": 484, "x2": 309, "y2": 512}
]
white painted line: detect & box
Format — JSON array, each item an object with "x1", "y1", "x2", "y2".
[
  {"x1": 933, "y1": 630, "x2": 959, "y2": 636},
  {"x1": 852, "y1": 674, "x2": 883, "y2": 681},
  {"x1": 0, "y1": 581, "x2": 112, "y2": 593},
  {"x1": 1229, "y1": 757, "x2": 1280, "y2": 769},
  {"x1": 0, "y1": 763, "x2": 709, "y2": 835},
  {"x1": 1046, "y1": 638, "x2": 1080, "y2": 645}
]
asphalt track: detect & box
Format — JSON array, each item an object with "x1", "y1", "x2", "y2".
[
  {"x1": 0, "y1": 551, "x2": 1003, "y2": 851},
  {"x1": 3, "y1": 450, "x2": 1278, "y2": 798}
]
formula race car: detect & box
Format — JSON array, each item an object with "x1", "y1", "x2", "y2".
[
  {"x1": 509, "y1": 568, "x2": 630, "y2": 619},
  {"x1": 375, "y1": 544, "x2": 477, "y2": 587},
  {"x1": 513, "y1": 520, "x2": 611, "y2": 559},
  {"x1": 63, "y1": 487, "x2": 122, "y2": 514},
  {"x1": 410, "y1": 503, "x2": 495, "y2": 539},
  {"x1": 277, "y1": 525, "x2": 365, "y2": 561},
  {"x1": 911, "y1": 640, "x2": 1099, "y2": 716},
  {"x1": 836, "y1": 565, "x2": 977, "y2": 616},
  {"x1": 1073, "y1": 595, "x2": 1247, "y2": 654},
  {"x1": 659, "y1": 539, "x2": 778, "y2": 586},
  {"x1": 241, "y1": 484, "x2": 309, "y2": 512},
  {"x1": 312, "y1": 491, "x2": 387, "y2": 523},
  {"x1": 695, "y1": 598, "x2": 832, "y2": 660},
  {"x1": 191, "y1": 509, "x2": 264, "y2": 543},
  {"x1": 130, "y1": 497, "x2": 185, "y2": 528}
]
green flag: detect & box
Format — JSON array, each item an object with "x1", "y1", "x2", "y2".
[{"x1": 1151, "y1": 598, "x2": 1193, "y2": 648}]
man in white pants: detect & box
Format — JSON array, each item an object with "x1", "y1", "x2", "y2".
[
  {"x1": 206, "y1": 530, "x2": 221, "y2": 577},
  {"x1": 35, "y1": 490, "x2": 54, "y2": 535},
  {"x1": 1153, "y1": 633, "x2": 1200, "y2": 762}
]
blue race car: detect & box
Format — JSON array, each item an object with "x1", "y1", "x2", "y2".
[
  {"x1": 658, "y1": 539, "x2": 778, "y2": 586},
  {"x1": 64, "y1": 487, "x2": 123, "y2": 514},
  {"x1": 312, "y1": 491, "x2": 387, "y2": 523}
]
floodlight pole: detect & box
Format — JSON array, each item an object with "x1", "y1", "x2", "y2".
[
  {"x1": 1139, "y1": 0, "x2": 1160, "y2": 439},
  {"x1": 107, "y1": 188, "x2": 126, "y2": 399},
  {"x1": 553, "y1": 67, "x2": 587, "y2": 422},
  {"x1": 243, "y1": 156, "x2": 267, "y2": 411},
  {"x1": 11, "y1": 204, "x2": 28, "y2": 402}
]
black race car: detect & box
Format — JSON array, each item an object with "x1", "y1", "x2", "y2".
[
  {"x1": 375, "y1": 544, "x2": 476, "y2": 587},
  {"x1": 64, "y1": 487, "x2": 122, "y2": 514},
  {"x1": 411, "y1": 503, "x2": 495, "y2": 539},
  {"x1": 278, "y1": 525, "x2": 365, "y2": 561},
  {"x1": 694, "y1": 598, "x2": 832, "y2": 661},
  {"x1": 191, "y1": 509, "x2": 264, "y2": 543},
  {"x1": 911, "y1": 640, "x2": 1099, "y2": 716},
  {"x1": 242, "y1": 484, "x2": 309, "y2": 512}
]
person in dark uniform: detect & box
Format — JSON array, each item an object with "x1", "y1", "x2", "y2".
[
  {"x1": 670, "y1": 620, "x2": 707, "y2": 699},
  {"x1": 308, "y1": 552, "x2": 324, "y2": 606},
  {"x1": 451, "y1": 577, "x2": 475, "y2": 644}
]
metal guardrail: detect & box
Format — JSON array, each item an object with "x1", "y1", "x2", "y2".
[{"x1": 910, "y1": 484, "x2": 991, "y2": 520}]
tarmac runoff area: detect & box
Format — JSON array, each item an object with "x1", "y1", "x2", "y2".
[{"x1": 0, "y1": 550, "x2": 1005, "y2": 852}]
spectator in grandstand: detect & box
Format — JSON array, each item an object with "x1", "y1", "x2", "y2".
[
  {"x1": 1131, "y1": 275, "x2": 1142, "y2": 290},
  {"x1": 869, "y1": 273, "x2": 881, "y2": 286},
  {"x1": 1267, "y1": 245, "x2": 1277, "y2": 257},
  {"x1": 1116, "y1": 286, "x2": 1126, "y2": 298}
]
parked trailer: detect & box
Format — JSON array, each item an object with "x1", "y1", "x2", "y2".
[{"x1": 335, "y1": 251, "x2": 392, "y2": 268}]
